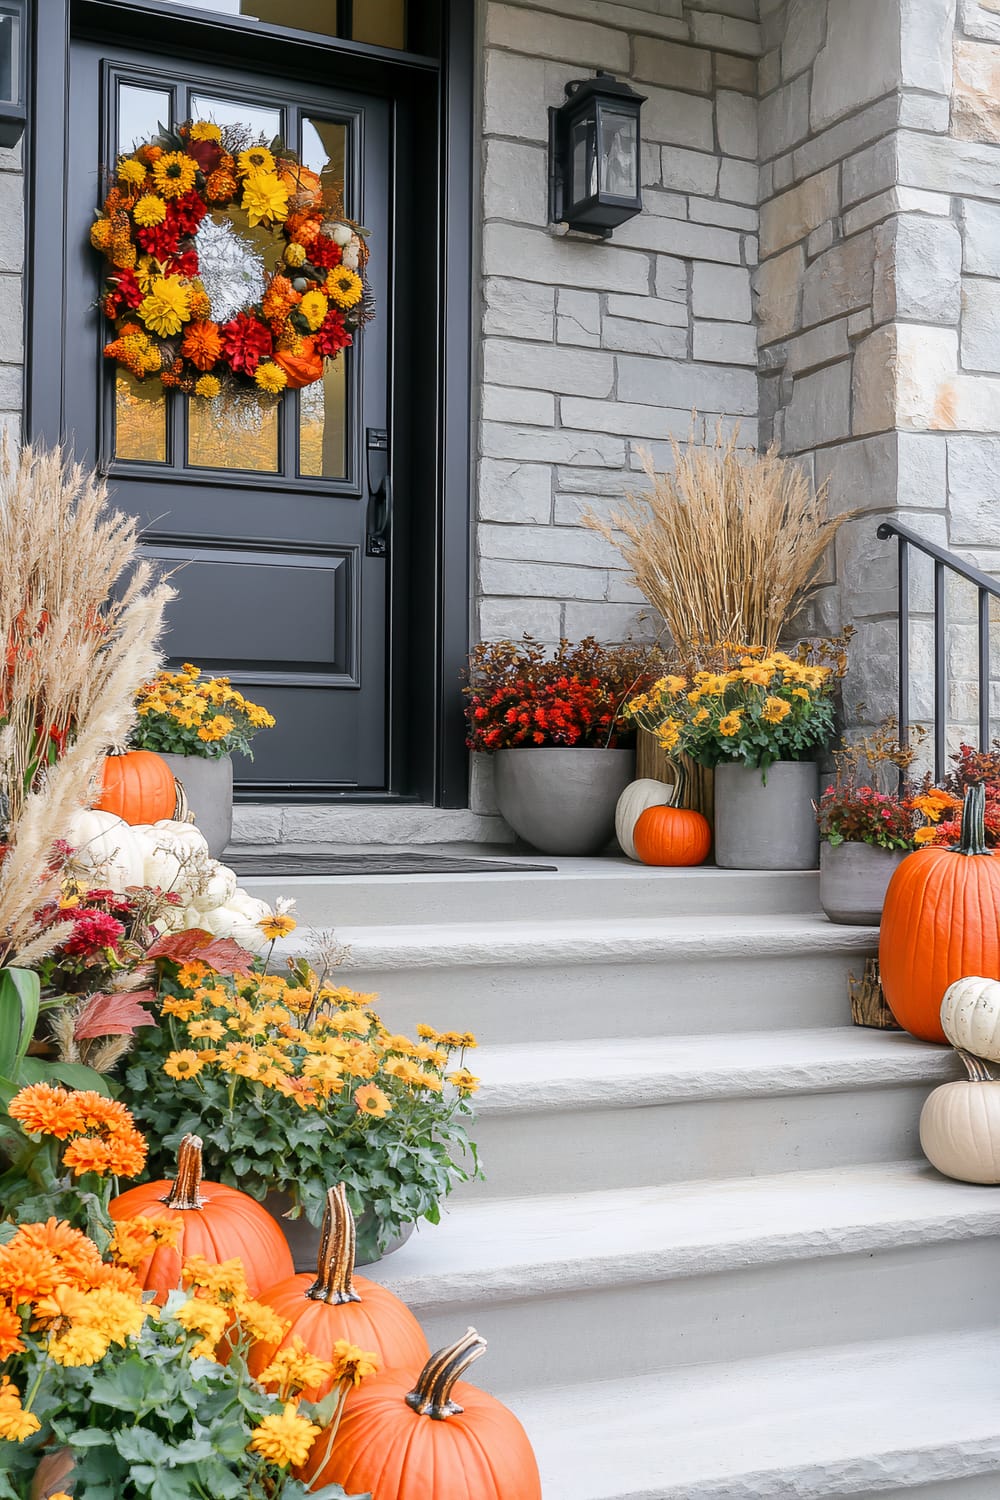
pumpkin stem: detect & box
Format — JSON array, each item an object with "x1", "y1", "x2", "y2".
[
  {"x1": 306, "y1": 1184, "x2": 361, "y2": 1305},
  {"x1": 663, "y1": 756, "x2": 687, "y2": 809},
  {"x1": 162, "y1": 1133, "x2": 205, "y2": 1210},
  {"x1": 405, "y1": 1328, "x2": 487, "y2": 1420},
  {"x1": 954, "y1": 781, "x2": 991, "y2": 856},
  {"x1": 955, "y1": 1048, "x2": 998, "y2": 1083}
]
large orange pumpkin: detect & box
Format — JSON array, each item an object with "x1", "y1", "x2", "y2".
[
  {"x1": 109, "y1": 1133, "x2": 294, "y2": 1298},
  {"x1": 248, "y1": 1184, "x2": 428, "y2": 1400},
  {"x1": 298, "y1": 1328, "x2": 542, "y2": 1500},
  {"x1": 880, "y1": 782, "x2": 1000, "y2": 1043},
  {"x1": 95, "y1": 750, "x2": 177, "y2": 825},
  {"x1": 633, "y1": 803, "x2": 711, "y2": 866},
  {"x1": 272, "y1": 337, "x2": 324, "y2": 390}
]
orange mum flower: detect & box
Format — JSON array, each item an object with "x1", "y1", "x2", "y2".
[
  {"x1": 8, "y1": 1082, "x2": 80, "y2": 1139},
  {"x1": 15, "y1": 1220, "x2": 103, "y2": 1279},
  {"x1": 0, "y1": 1303, "x2": 24, "y2": 1360},
  {"x1": 0, "y1": 1242, "x2": 60, "y2": 1305},
  {"x1": 182, "y1": 320, "x2": 223, "y2": 371},
  {"x1": 262, "y1": 275, "x2": 301, "y2": 322},
  {"x1": 287, "y1": 210, "x2": 321, "y2": 246}
]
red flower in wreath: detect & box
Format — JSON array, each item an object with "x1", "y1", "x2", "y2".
[
  {"x1": 136, "y1": 221, "x2": 180, "y2": 259},
  {"x1": 169, "y1": 191, "x2": 208, "y2": 237},
  {"x1": 187, "y1": 137, "x2": 223, "y2": 174},
  {"x1": 307, "y1": 234, "x2": 343, "y2": 270},
  {"x1": 221, "y1": 312, "x2": 273, "y2": 375},
  {"x1": 110, "y1": 268, "x2": 145, "y2": 310},
  {"x1": 313, "y1": 308, "x2": 352, "y2": 358},
  {"x1": 165, "y1": 249, "x2": 200, "y2": 279}
]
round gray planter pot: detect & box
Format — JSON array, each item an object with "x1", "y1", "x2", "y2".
[
  {"x1": 264, "y1": 1191, "x2": 414, "y2": 1271},
  {"x1": 159, "y1": 752, "x2": 233, "y2": 859},
  {"x1": 493, "y1": 747, "x2": 636, "y2": 856},
  {"x1": 714, "y1": 760, "x2": 819, "y2": 870},
  {"x1": 820, "y1": 840, "x2": 907, "y2": 925}
]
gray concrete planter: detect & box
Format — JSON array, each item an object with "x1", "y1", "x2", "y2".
[
  {"x1": 493, "y1": 747, "x2": 636, "y2": 855},
  {"x1": 159, "y1": 752, "x2": 233, "y2": 858},
  {"x1": 714, "y1": 760, "x2": 819, "y2": 870},
  {"x1": 820, "y1": 840, "x2": 907, "y2": 925},
  {"x1": 264, "y1": 1190, "x2": 414, "y2": 1271}
]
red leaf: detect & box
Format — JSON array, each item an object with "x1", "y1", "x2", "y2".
[
  {"x1": 74, "y1": 989, "x2": 158, "y2": 1040},
  {"x1": 146, "y1": 927, "x2": 255, "y2": 976}
]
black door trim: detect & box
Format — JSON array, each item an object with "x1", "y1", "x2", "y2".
[{"x1": 27, "y1": 0, "x2": 473, "y2": 810}]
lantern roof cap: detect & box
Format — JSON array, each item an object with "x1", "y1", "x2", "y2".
[{"x1": 563, "y1": 70, "x2": 647, "y2": 110}]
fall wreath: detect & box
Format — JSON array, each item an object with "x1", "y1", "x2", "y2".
[{"x1": 91, "y1": 119, "x2": 373, "y2": 402}]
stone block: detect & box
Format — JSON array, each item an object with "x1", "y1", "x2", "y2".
[
  {"x1": 847, "y1": 309, "x2": 873, "y2": 339},
  {"x1": 791, "y1": 96, "x2": 898, "y2": 185},
  {"x1": 641, "y1": 140, "x2": 662, "y2": 188},
  {"x1": 897, "y1": 94, "x2": 951, "y2": 132},
  {"x1": 601, "y1": 318, "x2": 688, "y2": 357},
  {"x1": 961, "y1": 277, "x2": 1000, "y2": 372},
  {"x1": 758, "y1": 74, "x2": 811, "y2": 161},
  {"x1": 479, "y1": 557, "x2": 608, "y2": 601},
  {"x1": 641, "y1": 187, "x2": 688, "y2": 220},
  {"x1": 753, "y1": 244, "x2": 804, "y2": 344},
  {"x1": 934, "y1": 369, "x2": 1000, "y2": 431},
  {"x1": 549, "y1": 0, "x2": 685, "y2": 36},
  {"x1": 0, "y1": 173, "x2": 23, "y2": 274},
  {"x1": 688, "y1": 12, "x2": 762, "y2": 56},
  {"x1": 898, "y1": 325, "x2": 960, "y2": 430},
  {"x1": 483, "y1": 337, "x2": 613, "y2": 398},
  {"x1": 481, "y1": 421, "x2": 627, "y2": 466},
  {"x1": 841, "y1": 138, "x2": 897, "y2": 208},
  {"x1": 806, "y1": 221, "x2": 834, "y2": 260},
  {"x1": 483, "y1": 139, "x2": 548, "y2": 226},
  {"x1": 556, "y1": 288, "x2": 601, "y2": 347},
  {"x1": 642, "y1": 86, "x2": 715, "y2": 151},
  {"x1": 483, "y1": 50, "x2": 548, "y2": 141},
  {"x1": 691, "y1": 262, "x2": 752, "y2": 322},
  {"x1": 896, "y1": 130, "x2": 1000, "y2": 202},
  {"x1": 659, "y1": 144, "x2": 719, "y2": 196},
  {"x1": 485, "y1": 5, "x2": 630, "y2": 69},
  {"x1": 483, "y1": 223, "x2": 650, "y2": 295},
  {"x1": 897, "y1": 431, "x2": 948, "y2": 508},
  {"x1": 478, "y1": 597, "x2": 563, "y2": 642},
  {"x1": 616, "y1": 355, "x2": 758, "y2": 414},
  {"x1": 801, "y1": 232, "x2": 874, "y2": 328},
  {"x1": 743, "y1": 233, "x2": 759, "y2": 267},
  {"x1": 900, "y1": 0, "x2": 957, "y2": 93},
  {"x1": 692, "y1": 320, "x2": 758, "y2": 365},
  {"x1": 478, "y1": 459, "x2": 553, "y2": 524},
  {"x1": 560, "y1": 396, "x2": 701, "y2": 438},
  {"x1": 961, "y1": 198, "x2": 1000, "y2": 276},
  {"x1": 872, "y1": 216, "x2": 962, "y2": 326},
  {"x1": 605, "y1": 570, "x2": 647, "y2": 604},
  {"x1": 814, "y1": 433, "x2": 898, "y2": 515},
  {"x1": 613, "y1": 214, "x2": 743, "y2": 264},
  {"x1": 759, "y1": 166, "x2": 839, "y2": 258},
  {"x1": 953, "y1": 38, "x2": 1000, "y2": 146},
  {"x1": 716, "y1": 90, "x2": 758, "y2": 161},
  {"x1": 718, "y1": 158, "x2": 758, "y2": 206},
  {"x1": 784, "y1": 360, "x2": 853, "y2": 451},
  {"x1": 852, "y1": 326, "x2": 895, "y2": 437},
  {"x1": 786, "y1": 318, "x2": 851, "y2": 376},
  {"x1": 688, "y1": 196, "x2": 758, "y2": 230},
  {"x1": 478, "y1": 522, "x2": 616, "y2": 567},
  {"x1": 481, "y1": 386, "x2": 556, "y2": 426},
  {"x1": 632, "y1": 36, "x2": 712, "y2": 92},
  {"x1": 557, "y1": 464, "x2": 644, "y2": 496},
  {"x1": 606, "y1": 291, "x2": 687, "y2": 327},
  {"x1": 782, "y1": 0, "x2": 825, "y2": 80},
  {"x1": 483, "y1": 278, "x2": 555, "y2": 341},
  {"x1": 0, "y1": 363, "x2": 22, "y2": 411},
  {"x1": 714, "y1": 53, "x2": 758, "y2": 94},
  {"x1": 0, "y1": 277, "x2": 23, "y2": 363},
  {"x1": 562, "y1": 601, "x2": 658, "y2": 642},
  {"x1": 230, "y1": 805, "x2": 282, "y2": 844},
  {"x1": 947, "y1": 436, "x2": 1000, "y2": 544},
  {"x1": 810, "y1": 0, "x2": 901, "y2": 132}
]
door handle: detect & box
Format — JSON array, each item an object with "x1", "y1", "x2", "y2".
[{"x1": 366, "y1": 473, "x2": 392, "y2": 558}]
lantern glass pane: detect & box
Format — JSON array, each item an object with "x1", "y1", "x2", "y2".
[
  {"x1": 0, "y1": 13, "x2": 18, "y2": 107},
  {"x1": 569, "y1": 113, "x2": 597, "y2": 207},
  {"x1": 599, "y1": 107, "x2": 638, "y2": 199}
]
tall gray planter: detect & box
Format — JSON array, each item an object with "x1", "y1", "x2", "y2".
[
  {"x1": 493, "y1": 747, "x2": 635, "y2": 855},
  {"x1": 714, "y1": 760, "x2": 819, "y2": 870},
  {"x1": 159, "y1": 752, "x2": 233, "y2": 859},
  {"x1": 820, "y1": 841, "x2": 906, "y2": 925}
]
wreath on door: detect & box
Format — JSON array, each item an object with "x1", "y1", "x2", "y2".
[{"x1": 91, "y1": 119, "x2": 373, "y2": 403}]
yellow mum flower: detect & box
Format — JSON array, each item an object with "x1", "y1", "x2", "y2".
[
  {"x1": 194, "y1": 374, "x2": 221, "y2": 398},
  {"x1": 718, "y1": 711, "x2": 743, "y2": 737},
  {"x1": 133, "y1": 193, "x2": 167, "y2": 227},
  {"x1": 740, "y1": 664, "x2": 773, "y2": 686},
  {"x1": 152, "y1": 151, "x2": 198, "y2": 199},
  {"x1": 47, "y1": 1326, "x2": 110, "y2": 1367},
  {"x1": 90, "y1": 217, "x2": 113, "y2": 251},
  {"x1": 761, "y1": 695, "x2": 792, "y2": 724},
  {"x1": 249, "y1": 1401, "x2": 321, "y2": 1468},
  {"x1": 329, "y1": 1339, "x2": 380, "y2": 1387},
  {"x1": 197, "y1": 714, "x2": 235, "y2": 743},
  {"x1": 254, "y1": 360, "x2": 288, "y2": 395},
  {"x1": 256, "y1": 1337, "x2": 336, "y2": 1399},
  {"x1": 913, "y1": 826, "x2": 940, "y2": 845},
  {"x1": 656, "y1": 717, "x2": 682, "y2": 752},
  {"x1": 327, "y1": 266, "x2": 363, "y2": 310},
  {"x1": 298, "y1": 289, "x2": 328, "y2": 331},
  {"x1": 237, "y1": 145, "x2": 276, "y2": 176},
  {"x1": 448, "y1": 1068, "x2": 481, "y2": 1095},
  {"x1": 242, "y1": 171, "x2": 289, "y2": 226},
  {"x1": 0, "y1": 1378, "x2": 41, "y2": 1442},
  {"x1": 139, "y1": 276, "x2": 191, "y2": 337},
  {"x1": 692, "y1": 706, "x2": 710, "y2": 725},
  {"x1": 190, "y1": 121, "x2": 222, "y2": 142},
  {"x1": 790, "y1": 687, "x2": 811, "y2": 700},
  {"x1": 118, "y1": 158, "x2": 147, "y2": 187},
  {"x1": 663, "y1": 674, "x2": 687, "y2": 695}
]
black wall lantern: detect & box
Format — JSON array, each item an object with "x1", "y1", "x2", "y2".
[
  {"x1": 0, "y1": 0, "x2": 25, "y2": 149},
  {"x1": 548, "y1": 71, "x2": 646, "y2": 238}
]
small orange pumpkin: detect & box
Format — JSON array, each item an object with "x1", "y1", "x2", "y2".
[
  {"x1": 248, "y1": 1185, "x2": 429, "y2": 1400},
  {"x1": 279, "y1": 162, "x2": 324, "y2": 207},
  {"x1": 109, "y1": 1133, "x2": 294, "y2": 1298},
  {"x1": 95, "y1": 749, "x2": 176, "y2": 825},
  {"x1": 633, "y1": 803, "x2": 711, "y2": 866},
  {"x1": 298, "y1": 1328, "x2": 542, "y2": 1500},
  {"x1": 272, "y1": 336, "x2": 325, "y2": 390}
]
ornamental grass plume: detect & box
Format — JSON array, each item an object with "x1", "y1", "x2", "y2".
[
  {"x1": 0, "y1": 440, "x2": 173, "y2": 963},
  {"x1": 584, "y1": 424, "x2": 850, "y2": 657}
]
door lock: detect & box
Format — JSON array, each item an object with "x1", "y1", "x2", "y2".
[{"x1": 366, "y1": 427, "x2": 391, "y2": 558}]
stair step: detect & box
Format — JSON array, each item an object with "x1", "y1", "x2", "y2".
[
  {"x1": 367, "y1": 1163, "x2": 1000, "y2": 1387},
  {"x1": 498, "y1": 1330, "x2": 1000, "y2": 1499},
  {"x1": 242, "y1": 861, "x2": 823, "y2": 926},
  {"x1": 286, "y1": 914, "x2": 877, "y2": 1042},
  {"x1": 463, "y1": 1029, "x2": 961, "y2": 1194}
]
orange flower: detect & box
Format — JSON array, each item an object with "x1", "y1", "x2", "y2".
[
  {"x1": 0, "y1": 1242, "x2": 60, "y2": 1305},
  {"x1": 205, "y1": 168, "x2": 238, "y2": 202},
  {"x1": 262, "y1": 274, "x2": 301, "y2": 322},
  {"x1": 287, "y1": 210, "x2": 321, "y2": 246},
  {"x1": 181, "y1": 320, "x2": 223, "y2": 371},
  {"x1": 354, "y1": 1084, "x2": 391, "y2": 1119},
  {"x1": 15, "y1": 1220, "x2": 103, "y2": 1280},
  {"x1": 8, "y1": 1082, "x2": 81, "y2": 1139},
  {"x1": 0, "y1": 1303, "x2": 24, "y2": 1360}
]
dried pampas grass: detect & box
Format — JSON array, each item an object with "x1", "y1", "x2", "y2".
[
  {"x1": 0, "y1": 441, "x2": 174, "y2": 962},
  {"x1": 585, "y1": 425, "x2": 849, "y2": 657}
]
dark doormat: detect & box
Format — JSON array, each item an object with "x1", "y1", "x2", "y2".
[{"x1": 227, "y1": 851, "x2": 558, "y2": 877}]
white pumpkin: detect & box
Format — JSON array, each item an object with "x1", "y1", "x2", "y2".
[
  {"x1": 190, "y1": 862, "x2": 238, "y2": 914},
  {"x1": 199, "y1": 893, "x2": 270, "y2": 954},
  {"x1": 150, "y1": 820, "x2": 210, "y2": 859},
  {"x1": 615, "y1": 778, "x2": 680, "y2": 861},
  {"x1": 66, "y1": 809, "x2": 145, "y2": 891},
  {"x1": 940, "y1": 976, "x2": 1000, "y2": 1063},
  {"x1": 919, "y1": 1050, "x2": 1000, "y2": 1184}
]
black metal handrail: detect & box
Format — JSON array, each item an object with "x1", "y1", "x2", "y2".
[{"x1": 877, "y1": 519, "x2": 1000, "y2": 780}]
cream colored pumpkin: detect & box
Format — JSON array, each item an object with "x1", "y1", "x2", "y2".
[
  {"x1": 919, "y1": 1050, "x2": 1000, "y2": 1184},
  {"x1": 615, "y1": 778, "x2": 680, "y2": 861},
  {"x1": 940, "y1": 976, "x2": 1000, "y2": 1063},
  {"x1": 190, "y1": 862, "x2": 238, "y2": 913},
  {"x1": 66, "y1": 809, "x2": 145, "y2": 891}
]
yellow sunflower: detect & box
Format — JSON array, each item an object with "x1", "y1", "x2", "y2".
[
  {"x1": 138, "y1": 276, "x2": 192, "y2": 338},
  {"x1": 237, "y1": 145, "x2": 276, "y2": 177},
  {"x1": 298, "y1": 289, "x2": 328, "y2": 331},
  {"x1": 327, "y1": 266, "x2": 363, "y2": 310},
  {"x1": 152, "y1": 151, "x2": 198, "y2": 200}
]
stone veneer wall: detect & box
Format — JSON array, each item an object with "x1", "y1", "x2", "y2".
[{"x1": 0, "y1": 137, "x2": 24, "y2": 446}]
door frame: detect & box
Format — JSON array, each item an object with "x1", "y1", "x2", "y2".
[{"x1": 26, "y1": 0, "x2": 474, "y2": 809}]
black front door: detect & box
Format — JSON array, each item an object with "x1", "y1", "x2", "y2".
[{"x1": 62, "y1": 43, "x2": 393, "y2": 795}]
